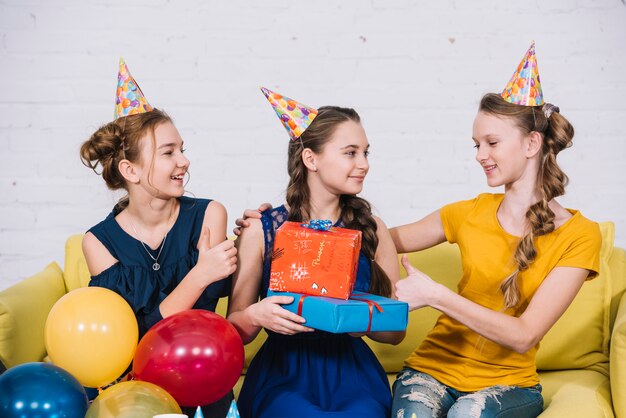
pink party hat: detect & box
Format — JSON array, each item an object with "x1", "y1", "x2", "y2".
[
  {"x1": 260, "y1": 87, "x2": 318, "y2": 141},
  {"x1": 114, "y1": 58, "x2": 153, "y2": 119},
  {"x1": 501, "y1": 42, "x2": 544, "y2": 107}
]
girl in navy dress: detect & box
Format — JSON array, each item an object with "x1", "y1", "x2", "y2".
[
  {"x1": 228, "y1": 88, "x2": 405, "y2": 418},
  {"x1": 80, "y1": 59, "x2": 236, "y2": 418}
]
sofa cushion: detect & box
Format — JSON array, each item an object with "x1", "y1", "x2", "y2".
[
  {"x1": 64, "y1": 234, "x2": 92, "y2": 291},
  {"x1": 536, "y1": 222, "x2": 614, "y2": 373},
  {"x1": 610, "y1": 271, "x2": 626, "y2": 418},
  {"x1": 0, "y1": 262, "x2": 66, "y2": 368},
  {"x1": 537, "y1": 369, "x2": 613, "y2": 417},
  {"x1": 608, "y1": 233, "x2": 626, "y2": 327}
]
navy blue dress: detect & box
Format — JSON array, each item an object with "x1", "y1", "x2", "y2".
[
  {"x1": 88, "y1": 196, "x2": 232, "y2": 417},
  {"x1": 238, "y1": 205, "x2": 392, "y2": 418}
]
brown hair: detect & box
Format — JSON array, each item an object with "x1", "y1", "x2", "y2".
[
  {"x1": 285, "y1": 106, "x2": 392, "y2": 297},
  {"x1": 79, "y1": 108, "x2": 172, "y2": 210},
  {"x1": 479, "y1": 93, "x2": 574, "y2": 310}
]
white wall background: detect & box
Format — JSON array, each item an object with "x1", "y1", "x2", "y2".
[{"x1": 1, "y1": 0, "x2": 625, "y2": 290}]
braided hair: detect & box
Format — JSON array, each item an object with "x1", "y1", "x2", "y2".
[
  {"x1": 479, "y1": 93, "x2": 574, "y2": 310},
  {"x1": 285, "y1": 106, "x2": 392, "y2": 297}
]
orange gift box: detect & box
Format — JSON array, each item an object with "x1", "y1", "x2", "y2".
[{"x1": 269, "y1": 221, "x2": 362, "y2": 300}]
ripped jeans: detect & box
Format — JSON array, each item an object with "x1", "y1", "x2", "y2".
[{"x1": 392, "y1": 368, "x2": 543, "y2": 418}]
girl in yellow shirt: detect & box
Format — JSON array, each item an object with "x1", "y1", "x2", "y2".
[{"x1": 390, "y1": 43, "x2": 601, "y2": 417}]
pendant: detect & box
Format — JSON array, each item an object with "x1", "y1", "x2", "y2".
[{"x1": 152, "y1": 262, "x2": 160, "y2": 271}]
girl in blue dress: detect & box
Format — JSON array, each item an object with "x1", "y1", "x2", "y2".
[
  {"x1": 80, "y1": 60, "x2": 236, "y2": 418},
  {"x1": 228, "y1": 92, "x2": 405, "y2": 418}
]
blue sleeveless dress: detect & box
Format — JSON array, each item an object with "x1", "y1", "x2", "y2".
[
  {"x1": 87, "y1": 196, "x2": 233, "y2": 418},
  {"x1": 238, "y1": 205, "x2": 392, "y2": 418}
]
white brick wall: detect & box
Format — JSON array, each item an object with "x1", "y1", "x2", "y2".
[{"x1": 1, "y1": 0, "x2": 625, "y2": 289}]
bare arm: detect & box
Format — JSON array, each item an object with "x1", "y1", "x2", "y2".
[
  {"x1": 396, "y1": 258, "x2": 589, "y2": 353},
  {"x1": 363, "y1": 216, "x2": 406, "y2": 345},
  {"x1": 389, "y1": 210, "x2": 447, "y2": 253},
  {"x1": 227, "y1": 218, "x2": 313, "y2": 344},
  {"x1": 82, "y1": 231, "x2": 118, "y2": 275},
  {"x1": 160, "y1": 200, "x2": 237, "y2": 317}
]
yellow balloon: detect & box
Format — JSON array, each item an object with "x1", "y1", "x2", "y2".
[
  {"x1": 45, "y1": 287, "x2": 138, "y2": 388},
  {"x1": 86, "y1": 381, "x2": 182, "y2": 418}
]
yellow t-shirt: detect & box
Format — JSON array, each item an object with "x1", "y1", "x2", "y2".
[{"x1": 404, "y1": 193, "x2": 601, "y2": 391}]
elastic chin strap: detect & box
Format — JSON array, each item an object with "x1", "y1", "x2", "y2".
[{"x1": 119, "y1": 115, "x2": 128, "y2": 160}]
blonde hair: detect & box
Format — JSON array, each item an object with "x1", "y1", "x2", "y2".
[{"x1": 479, "y1": 93, "x2": 574, "y2": 310}]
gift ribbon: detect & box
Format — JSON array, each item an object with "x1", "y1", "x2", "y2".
[
  {"x1": 297, "y1": 294, "x2": 308, "y2": 317},
  {"x1": 296, "y1": 293, "x2": 383, "y2": 333},
  {"x1": 350, "y1": 293, "x2": 383, "y2": 333},
  {"x1": 301, "y1": 219, "x2": 333, "y2": 231}
]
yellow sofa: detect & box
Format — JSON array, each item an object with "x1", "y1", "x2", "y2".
[{"x1": 1, "y1": 222, "x2": 625, "y2": 417}]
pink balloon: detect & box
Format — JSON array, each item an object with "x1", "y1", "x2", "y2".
[{"x1": 133, "y1": 310, "x2": 244, "y2": 407}]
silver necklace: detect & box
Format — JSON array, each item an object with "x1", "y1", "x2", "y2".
[{"x1": 127, "y1": 214, "x2": 169, "y2": 271}]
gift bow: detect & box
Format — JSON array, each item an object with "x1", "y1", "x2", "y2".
[{"x1": 301, "y1": 219, "x2": 333, "y2": 231}]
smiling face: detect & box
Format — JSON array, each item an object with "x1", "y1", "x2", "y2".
[
  {"x1": 472, "y1": 111, "x2": 537, "y2": 189},
  {"x1": 311, "y1": 120, "x2": 370, "y2": 196},
  {"x1": 136, "y1": 121, "x2": 190, "y2": 198}
]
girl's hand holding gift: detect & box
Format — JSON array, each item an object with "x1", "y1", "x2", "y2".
[{"x1": 247, "y1": 296, "x2": 314, "y2": 335}]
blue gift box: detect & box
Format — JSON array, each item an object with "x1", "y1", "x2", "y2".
[{"x1": 267, "y1": 289, "x2": 408, "y2": 334}]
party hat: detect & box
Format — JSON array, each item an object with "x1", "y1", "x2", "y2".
[
  {"x1": 193, "y1": 406, "x2": 204, "y2": 418},
  {"x1": 260, "y1": 87, "x2": 318, "y2": 141},
  {"x1": 114, "y1": 58, "x2": 153, "y2": 119},
  {"x1": 501, "y1": 42, "x2": 544, "y2": 107},
  {"x1": 225, "y1": 400, "x2": 241, "y2": 418}
]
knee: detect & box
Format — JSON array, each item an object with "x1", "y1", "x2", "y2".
[
  {"x1": 393, "y1": 392, "x2": 444, "y2": 417},
  {"x1": 392, "y1": 372, "x2": 448, "y2": 418},
  {"x1": 448, "y1": 386, "x2": 532, "y2": 418},
  {"x1": 448, "y1": 397, "x2": 489, "y2": 418}
]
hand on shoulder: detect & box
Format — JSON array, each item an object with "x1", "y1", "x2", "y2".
[{"x1": 233, "y1": 202, "x2": 273, "y2": 236}]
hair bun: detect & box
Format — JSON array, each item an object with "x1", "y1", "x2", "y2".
[
  {"x1": 92, "y1": 124, "x2": 125, "y2": 159},
  {"x1": 79, "y1": 121, "x2": 126, "y2": 175}
]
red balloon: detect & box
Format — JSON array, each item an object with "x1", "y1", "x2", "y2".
[{"x1": 132, "y1": 310, "x2": 244, "y2": 407}]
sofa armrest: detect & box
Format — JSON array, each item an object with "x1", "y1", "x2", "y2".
[
  {"x1": 0, "y1": 263, "x2": 66, "y2": 368},
  {"x1": 611, "y1": 289, "x2": 626, "y2": 418}
]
